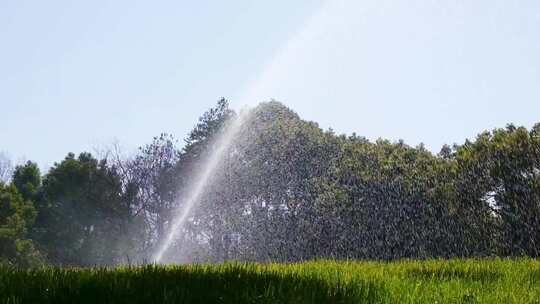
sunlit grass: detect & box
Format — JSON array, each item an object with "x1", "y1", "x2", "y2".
[{"x1": 1, "y1": 258, "x2": 539, "y2": 303}]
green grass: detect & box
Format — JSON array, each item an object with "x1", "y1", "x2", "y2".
[{"x1": 1, "y1": 258, "x2": 539, "y2": 303}]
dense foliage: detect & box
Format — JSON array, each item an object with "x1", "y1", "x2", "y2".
[
  {"x1": 1, "y1": 259, "x2": 539, "y2": 303},
  {"x1": 1, "y1": 99, "x2": 539, "y2": 265},
  {"x1": 0, "y1": 182, "x2": 41, "y2": 266}
]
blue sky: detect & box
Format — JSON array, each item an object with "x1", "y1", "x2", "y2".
[{"x1": 1, "y1": 0, "x2": 539, "y2": 168}]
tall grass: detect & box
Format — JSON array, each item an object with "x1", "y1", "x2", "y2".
[{"x1": 1, "y1": 258, "x2": 539, "y2": 303}]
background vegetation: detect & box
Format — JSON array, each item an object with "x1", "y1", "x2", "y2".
[{"x1": 1, "y1": 99, "x2": 539, "y2": 266}]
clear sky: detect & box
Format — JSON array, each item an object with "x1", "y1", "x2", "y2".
[{"x1": 1, "y1": 0, "x2": 539, "y2": 168}]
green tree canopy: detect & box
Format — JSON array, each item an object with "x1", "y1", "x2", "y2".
[
  {"x1": 0, "y1": 182, "x2": 41, "y2": 266},
  {"x1": 12, "y1": 161, "x2": 41, "y2": 202},
  {"x1": 35, "y1": 153, "x2": 130, "y2": 265}
]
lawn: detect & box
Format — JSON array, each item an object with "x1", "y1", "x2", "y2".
[{"x1": 1, "y1": 258, "x2": 539, "y2": 303}]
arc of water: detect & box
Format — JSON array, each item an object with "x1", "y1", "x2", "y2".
[{"x1": 153, "y1": 110, "x2": 249, "y2": 263}]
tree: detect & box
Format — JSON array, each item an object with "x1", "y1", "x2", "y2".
[
  {"x1": 0, "y1": 182, "x2": 41, "y2": 266},
  {"x1": 0, "y1": 151, "x2": 13, "y2": 183},
  {"x1": 3, "y1": 99, "x2": 535, "y2": 265},
  {"x1": 183, "y1": 97, "x2": 235, "y2": 156},
  {"x1": 451, "y1": 124, "x2": 540, "y2": 257},
  {"x1": 126, "y1": 133, "x2": 182, "y2": 261},
  {"x1": 35, "y1": 153, "x2": 130, "y2": 265},
  {"x1": 12, "y1": 161, "x2": 41, "y2": 202},
  {"x1": 486, "y1": 125, "x2": 540, "y2": 256},
  {"x1": 163, "y1": 98, "x2": 235, "y2": 262}
]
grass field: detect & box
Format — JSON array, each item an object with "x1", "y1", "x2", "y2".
[{"x1": 1, "y1": 258, "x2": 539, "y2": 303}]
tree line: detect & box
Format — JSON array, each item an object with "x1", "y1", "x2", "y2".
[{"x1": 1, "y1": 99, "x2": 539, "y2": 266}]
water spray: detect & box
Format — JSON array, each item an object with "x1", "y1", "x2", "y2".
[{"x1": 153, "y1": 109, "x2": 251, "y2": 263}]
